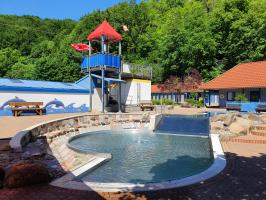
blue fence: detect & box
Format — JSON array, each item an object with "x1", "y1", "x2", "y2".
[
  {"x1": 226, "y1": 101, "x2": 266, "y2": 112},
  {"x1": 81, "y1": 53, "x2": 121, "y2": 69}
]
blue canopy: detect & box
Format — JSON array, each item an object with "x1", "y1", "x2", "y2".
[
  {"x1": 91, "y1": 74, "x2": 125, "y2": 83},
  {"x1": 0, "y1": 78, "x2": 89, "y2": 93}
]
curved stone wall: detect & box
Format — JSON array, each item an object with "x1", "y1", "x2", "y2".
[{"x1": 10, "y1": 113, "x2": 151, "y2": 152}]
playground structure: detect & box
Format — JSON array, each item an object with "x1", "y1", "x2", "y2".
[
  {"x1": 81, "y1": 20, "x2": 124, "y2": 113},
  {"x1": 78, "y1": 20, "x2": 152, "y2": 113},
  {"x1": 0, "y1": 21, "x2": 152, "y2": 116}
]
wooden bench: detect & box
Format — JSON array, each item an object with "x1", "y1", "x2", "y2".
[
  {"x1": 9, "y1": 102, "x2": 45, "y2": 117},
  {"x1": 256, "y1": 105, "x2": 266, "y2": 113},
  {"x1": 226, "y1": 103, "x2": 241, "y2": 111},
  {"x1": 139, "y1": 100, "x2": 155, "y2": 111}
]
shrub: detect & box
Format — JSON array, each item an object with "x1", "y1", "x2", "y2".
[
  {"x1": 152, "y1": 98, "x2": 175, "y2": 105},
  {"x1": 190, "y1": 92, "x2": 198, "y2": 99},
  {"x1": 162, "y1": 98, "x2": 175, "y2": 105},
  {"x1": 152, "y1": 99, "x2": 160, "y2": 105},
  {"x1": 235, "y1": 93, "x2": 248, "y2": 102},
  {"x1": 185, "y1": 98, "x2": 203, "y2": 108}
]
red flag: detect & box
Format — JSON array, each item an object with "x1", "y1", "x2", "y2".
[{"x1": 71, "y1": 43, "x2": 92, "y2": 52}]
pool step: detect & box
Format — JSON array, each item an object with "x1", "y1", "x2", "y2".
[
  {"x1": 250, "y1": 125, "x2": 266, "y2": 137},
  {"x1": 229, "y1": 135, "x2": 266, "y2": 144},
  {"x1": 72, "y1": 156, "x2": 111, "y2": 178},
  {"x1": 250, "y1": 124, "x2": 266, "y2": 131},
  {"x1": 250, "y1": 130, "x2": 266, "y2": 137}
]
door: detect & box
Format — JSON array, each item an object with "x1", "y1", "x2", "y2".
[{"x1": 250, "y1": 91, "x2": 260, "y2": 102}]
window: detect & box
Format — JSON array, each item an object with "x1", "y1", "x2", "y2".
[
  {"x1": 250, "y1": 91, "x2": 260, "y2": 102},
  {"x1": 227, "y1": 91, "x2": 235, "y2": 101}
]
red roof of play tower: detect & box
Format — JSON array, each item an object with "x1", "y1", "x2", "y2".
[{"x1": 88, "y1": 20, "x2": 122, "y2": 42}]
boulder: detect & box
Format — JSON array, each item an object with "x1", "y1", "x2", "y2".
[
  {"x1": 0, "y1": 167, "x2": 5, "y2": 189},
  {"x1": 224, "y1": 113, "x2": 236, "y2": 126},
  {"x1": 211, "y1": 121, "x2": 224, "y2": 131},
  {"x1": 181, "y1": 102, "x2": 191, "y2": 108},
  {"x1": 229, "y1": 118, "x2": 250, "y2": 135},
  {"x1": 0, "y1": 144, "x2": 11, "y2": 151},
  {"x1": 247, "y1": 114, "x2": 264, "y2": 124},
  {"x1": 259, "y1": 114, "x2": 266, "y2": 123},
  {"x1": 5, "y1": 161, "x2": 51, "y2": 188},
  {"x1": 211, "y1": 114, "x2": 226, "y2": 122}
]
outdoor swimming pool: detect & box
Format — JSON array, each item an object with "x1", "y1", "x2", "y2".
[{"x1": 68, "y1": 115, "x2": 214, "y2": 184}]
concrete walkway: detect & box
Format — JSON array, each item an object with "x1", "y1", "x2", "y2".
[{"x1": 0, "y1": 113, "x2": 85, "y2": 139}]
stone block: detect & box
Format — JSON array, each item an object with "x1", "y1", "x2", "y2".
[{"x1": 224, "y1": 113, "x2": 236, "y2": 126}]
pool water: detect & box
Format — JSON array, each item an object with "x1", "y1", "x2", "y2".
[{"x1": 69, "y1": 129, "x2": 213, "y2": 184}]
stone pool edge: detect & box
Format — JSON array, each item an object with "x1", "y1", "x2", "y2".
[{"x1": 50, "y1": 134, "x2": 226, "y2": 192}]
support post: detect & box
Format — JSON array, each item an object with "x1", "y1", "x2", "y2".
[
  {"x1": 101, "y1": 67, "x2": 105, "y2": 113},
  {"x1": 101, "y1": 35, "x2": 105, "y2": 113},
  {"x1": 118, "y1": 72, "x2": 122, "y2": 112},
  {"x1": 259, "y1": 88, "x2": 261, "y2": 102},
  {"x1": 208, "y1": 91, "x2": 211, "y2": 107},
  {"x1": 118, "y1": 41, "x2": 122, "y2": 112},
  {"x1": 119, "y1": 42, "x2": 122, "y2": 55},
  {"x1": 203, "y1": 90, "x2": 205, "y2": 107},
  {"x1": 89, "y1": 40, "x2": 92, "y2": 112},
  {"x1": 101, "y1": 35, "x2": 105, "y2": 54}
]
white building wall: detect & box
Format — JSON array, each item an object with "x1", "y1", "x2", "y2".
[
  {"x1": 0, "y1": 91, "x2": 89, "y2": 107},
  {"x1": 0, "y1": 91, "x2": 90, "y2": 115},
  {"x1": 110, "y1": 79, "x2": 151, "y2": 105},
  {"x1": 91, "y1": 88, "x2": 108, "y2": 112}
]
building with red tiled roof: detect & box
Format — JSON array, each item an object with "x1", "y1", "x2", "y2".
[
  {"x1": 151, "y1": 84, "x2": 203, "y2": 103},
  {"x1": 151, "y1": 84, "x2": 182, "y2": 102},
  {"x1": 151, "y1": 84, "x2": 163, "y2": 93},
  {"x1": 201, "y1": 61, "x2": 266, "y2": 109}
]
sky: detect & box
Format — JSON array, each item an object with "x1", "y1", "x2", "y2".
[{"x1": 0, "y1": 0, "x2": 134, "y2": 20}]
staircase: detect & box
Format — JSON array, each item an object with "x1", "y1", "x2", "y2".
[{"x1": 229, "y1": 124, "x2": 266, "y2": 144}]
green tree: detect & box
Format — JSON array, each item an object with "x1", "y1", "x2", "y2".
[
  {"x1": 0, "y1": 48, "x2": 21, "y2": 77},
  {"x1": 155, "y1": 1, "x2": 216, "y2": 78},
  {"x1": 1, "y1": 0, "x2": 266, "y2": 84},
  {"x1": 5, "y1": 61, "x2": 35, "y2": 79}
]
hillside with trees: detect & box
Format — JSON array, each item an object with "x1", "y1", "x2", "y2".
[{"x1": 0, "y1": 0, "x2": 265, "y2": 83}]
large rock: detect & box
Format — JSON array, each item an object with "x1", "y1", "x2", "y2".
[
  {"x1": 0, "y1": 144, "x2": 11, "y2": 151},
  {"x1": 211, "y1": 121, "x2": 224, "y2": 131},
  {"x1": 247, "y1": 114, "x2": 264, "y2": 124},
  {"x1": 229, "y1": 118, "x2": 251, "y2": 135},
  {"x1": 0, "y1": 167, "x2": 5, "y2": 189},
  {"x1": 224, "y1": 113, "x2": 237, "y2": 126},
  {"x1": 180, "y1": 102, "x2": 191, "y2": 108},
  {"x1": 260, "y1": 114, "x2": 266, "y2": 123},
  {"x1": 211, "y1": 114, "x2": 226, "y2": 122},
  {"x1": 4, "y1": 161, "x2": 51, "y2": 188}
]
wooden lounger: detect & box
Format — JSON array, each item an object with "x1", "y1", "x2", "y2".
[
  {"x1": 139, "y1": 100, "x2": 155, "y2": 111},
  {"x1": 226, "y1": 103, "x2": 241, "y2": 111},
  {"x1": 256, "y1": 105, "x2": 266, "y2": 113}
]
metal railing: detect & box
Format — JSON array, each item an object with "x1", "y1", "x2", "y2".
[{"x1": 122, "y1": 63, "x2": 152, "y2": 79}]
